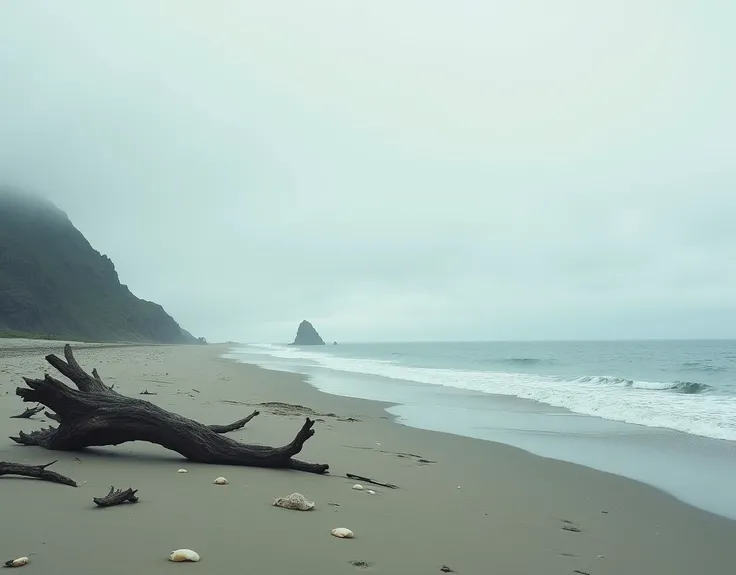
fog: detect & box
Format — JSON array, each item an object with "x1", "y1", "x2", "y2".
[{"x1": 1, "y1": 1, "x2": 734, "y2": 342}]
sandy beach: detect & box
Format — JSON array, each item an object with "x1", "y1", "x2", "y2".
[{"x1": 1, "y1": 340, "x2": 734, "y2": 574}]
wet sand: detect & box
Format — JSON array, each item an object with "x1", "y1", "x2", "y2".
[{"x1": 1, "y1": 340, "x2": 734, "y2": 574}]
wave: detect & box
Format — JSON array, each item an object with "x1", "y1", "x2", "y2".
[
  {"x1": 499, "y1": 357, "x2": 549, "y2": 366},
  {"x1": 571, "y1": 375, "x2": 712, "y2": 394},
  {"x1": 681, "y1": 361, "x2": 728, "y2": 373},
  {"x1": 230, "y1": 344, "x2": 736, "y2": 442}
]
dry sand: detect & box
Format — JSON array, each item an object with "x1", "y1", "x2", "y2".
[{"x1": 1, "y1": 340, "x2": 735, "y2": 574}]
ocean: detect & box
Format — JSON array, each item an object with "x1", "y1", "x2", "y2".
[{"x1": 224, "y1": 340, "x2": 736, "y2": 519}]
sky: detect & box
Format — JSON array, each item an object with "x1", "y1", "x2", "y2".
[{"x1": 0, "y1": 1, "x2": 734, "y2": 343}]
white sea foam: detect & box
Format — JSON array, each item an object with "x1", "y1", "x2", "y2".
[{"x1": 232, "y1": 344, "x2": 736, "y2": 442}]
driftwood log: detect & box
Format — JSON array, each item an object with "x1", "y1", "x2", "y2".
[
  {"x1": 10, "y1": 344, "x2": 329, "y2": 474},
  {"x1": 0, "y1": 460, "x2": 77, "y2": 487},
  {"x1": 9, "y1": 404, "x2": 44, "y2": 419},
  {"x1": 93, "y1": 485, "x2": 139, "y2": 507}
]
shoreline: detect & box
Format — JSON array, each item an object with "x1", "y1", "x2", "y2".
[
  {"x1": 1, "y1": 341, "x2": 734, "y2": 574},
  {"x1": 228, "y1": 344, "x2": 736, "y2": 520},
  {"x1": 225, "y1": 352, "x2": 736, "y2": 521}
]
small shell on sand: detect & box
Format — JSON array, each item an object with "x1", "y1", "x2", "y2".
[
  {"x1": 213, "y1": 476, "x2": 228, "y2": 485},
  {"x1": 4, "y1": 557, "x2": 29, "y2": 568},
  {"x1": 169, "y1": 549, "x2": 200, "y2": 562},
  {"x1": 367, "y1": 489, "x2": 376, "y2": 495},
  {"x1": 177, "y1": 469, "x2": 188, "y2": 473},
  {"x1": 273, "y1": 492, "x2": 315, "y2": 511},
  {"x1": 352, "y1": 484, "x2": 364, "y2": 491},
  {"x1": 331, "y1": 528, "x2": 354, "y2": 539}
]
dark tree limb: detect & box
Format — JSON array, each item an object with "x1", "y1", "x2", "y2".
[
  {"x1": 0, "y1": 460, "x2": 77, "y2": 487},
  {"x1": 93, "y1": 485, "x2": 139, "y2": 507},
  {"x1": 44, "y1": 411, "x2": 61, "y2": 422},
  {"x1": 10, "y1": 345, "x2": 329, "y2": 474},
  {"x1": 45, "y1": 344, "x2": 117, "y2": 394},
  {"x1": 346, "y1": 473, "x2": 399, "y2": 489},
  {"x1": 9, "y1": 404, "x2": 44, "y2": 419},
  {"x1": 208, "y1": 410, "x2": 260, "y2": 433}
]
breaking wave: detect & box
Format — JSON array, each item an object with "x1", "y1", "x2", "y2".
[{"x1": 231, "y1": 344, "x2": 736, "y2": 442}]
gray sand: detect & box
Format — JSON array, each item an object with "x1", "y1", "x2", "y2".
[{"x1": 1, "y1": 341, "x2": 734, "y2": 574}]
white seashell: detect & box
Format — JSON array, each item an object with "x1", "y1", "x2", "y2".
[
  {"x1": 213, "y1": 476, "x2": 228, "y2": 485},
  {"x1": 6, "y1": 557, "x2": 29, "y2": 567},
  {"x1": 457, "y1": 485, "x2": 461, "y2": 489},
  {"x1": 177, "y1": 469, "x2": 188, "y2": 473},
  {"x1": 331, "y1": 527, "x2": 354, "y2": 539},
  {"x1": 273, "y1": 492, "x2": 315, "y2": 511},
  {"x1": 169, "y1": 549, "x2": 200, "y2": 562},
  {"x1": 352, "y1": 484, "x2": 364, "y2": 491},
  {"x1": 367, "y1": 489, "x2": 376, "y2": 495}
]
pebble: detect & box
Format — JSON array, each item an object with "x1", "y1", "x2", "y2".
[
  {"x1": 331, "y1": 528, "x2": 354, "y2": 539},
  {"x1": 169, "y1": 549, "x2": 200, "y2": 562},
  {"x1": 177, "y1": 469, "x2": 188, "y2": 473},
  {"x1": 352, "y1": 484, "x2": 364, "y2": 491},
  {"x1": 4, "y1": 557, "x2": 29, "y2": 568}
]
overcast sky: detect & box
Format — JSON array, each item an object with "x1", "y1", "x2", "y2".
[{"x1": 1, "y1": 1, "x2": 734, "y2": 343}]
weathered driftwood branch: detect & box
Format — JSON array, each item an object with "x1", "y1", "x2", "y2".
[
  {"x1": 45, "y1": 344, "x2": 117, "y2": 394},
  {"x1": 208, "y1": 410, "x2": 260, "y2": 433},
  {"x1": 93, "y1": 485, "x2": 139, "y2": 507},
  {"x1": 10, "y1": 345, "x2": 328, "y2": 474},
  {"x1": 0, "y1": 460, "x2": 77, "y2": 487},
  {"x1": 346, "y1": 473, "x2": 399, "y2": 489},
  {"x1": 45, "y1": 411, "x2": 61, "y2": 422},
  {"x1": 9, "y1": 404, "x2": 44, "y2": 419}
]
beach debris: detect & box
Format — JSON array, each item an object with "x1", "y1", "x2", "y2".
[
  {"x1": 596, "y1": 554, "x2": 604, "y2": 559},
  {"x1": 367, "y1": 489, "x2": 376, "y2": 495},
  {"x1": 440, "y1": 566, "x2": 455, "y2": 573},
  {"x1": 352, "y1": 484, "x2": 364, "y2": 491},
  {"x1": 9, "y1": 404, "x2": 44, "y2": 419},
  {"x1": 139, "y1": 389, "x2": 157, "y2": 395},
  {"x1": 213, "y1": 476, "x2": 228, "y2": 485},
  {"x1": 457, "y1": 486, "x2": 461, "y2": 489},
  {"x1": 349, "y1": 560, "x2": 373, "y2": 569},
  {"x1": 177, "y1": 469, "x2": 188, "y2": 473},
  {"x1": 169, "y1": 549, "x2": 200, "y2": 562},
  {"x1": 0, "y1": 460, "x2": 77, "y2": 487},
  {"x1": 346, "y1": 473, "x2": 399, "y2": 489},
  {"x1": 3, "y1": 557, "x2": 29, "y2": 568},
  {"x1": 10, "y1": 344, "x2": 329, "y2": 475},
  {"x1": 273, "y1": 492, "x2": 315, "y2": 511},
  {"x1": 573, "y1": 570, "x2": 590, "y2": 575},
  {"x1": 562, "y1": 525, "x2": 582, "y2": 533},
  {"x1": 331, "y1": 528, "x2": 354, "y2": 539},
  {"x1": 93, "y1": 485, "x2": 139, "y2": 507},
  {"x1": 207, "y1": 410, "x2": 260, "y2": 433}
]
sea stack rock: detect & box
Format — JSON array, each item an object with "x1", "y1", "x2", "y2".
[{"x1": 290, "y1": 320, "x2": 326, "y2": 346}]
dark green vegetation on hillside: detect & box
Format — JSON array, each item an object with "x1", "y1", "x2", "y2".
[{"x1": 0, "y1": 188, "x2": 199, "y2": 343}]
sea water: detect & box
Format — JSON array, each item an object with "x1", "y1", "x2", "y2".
[{"x1": 224, "y1": 340, "x2": 736, "y2": 519}]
